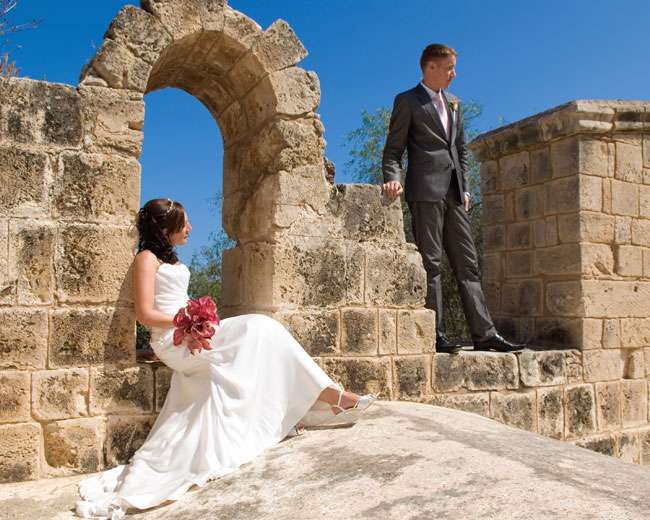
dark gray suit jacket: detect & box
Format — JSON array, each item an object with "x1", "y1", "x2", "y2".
[{"x1": 382, "y1": 84, "x2": 469, "y2": 202}]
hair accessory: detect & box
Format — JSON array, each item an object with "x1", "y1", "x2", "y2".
[{"x1": 164, "y1": 199, "x2": 175, "y2": 215}]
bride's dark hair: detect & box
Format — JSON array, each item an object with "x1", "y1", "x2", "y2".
[{"x1": 136, "y1": 198, "x2": 186, "y2": 264}]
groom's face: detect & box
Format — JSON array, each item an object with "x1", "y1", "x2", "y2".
[{"x1": 422, "y1": 55, "x2": 457, "y2": 90}]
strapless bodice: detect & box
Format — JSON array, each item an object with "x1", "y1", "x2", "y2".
[{"x1": 154, "y1": 262, "x2": 190, "y2": 315}]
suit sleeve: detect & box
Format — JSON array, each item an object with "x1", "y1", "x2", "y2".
[
  {"x1": 456, "y1": 107, "x2": 470, "y2": 193},
  {"x1": 382, "y1": 94, "x2": 411, "y2": 184}
]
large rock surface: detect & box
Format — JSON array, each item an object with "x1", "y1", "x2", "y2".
[{"x1": 1, "y1": 402, "x2": 649, "y2": 520}]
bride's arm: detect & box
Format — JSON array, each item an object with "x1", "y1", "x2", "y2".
[{"x1": 133, "y1": 251, "x2": 175, "y2": 329}]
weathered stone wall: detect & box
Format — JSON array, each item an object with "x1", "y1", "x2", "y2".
[
  {"x1": 467, "y1": 100, "x2": 650, "y2": 463},
  {"x1": 2, "y1": 0, "x2": 649, "y2": 484}
]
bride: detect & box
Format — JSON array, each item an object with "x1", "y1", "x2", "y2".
[{"x1": 75, "y1": 198, "x2": 376, "y2": 519}]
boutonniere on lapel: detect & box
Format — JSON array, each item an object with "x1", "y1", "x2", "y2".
[{"x1": 447, "y1": 100, "x2": 459, "y2": 113}]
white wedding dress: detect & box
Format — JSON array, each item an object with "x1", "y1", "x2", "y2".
[{"x1": 76, "y1": 262, "x2": 339, "y2": 519}]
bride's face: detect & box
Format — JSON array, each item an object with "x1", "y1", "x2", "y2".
[{"x1": 166, "y1": 215, "x2": 192, "y2": 246}]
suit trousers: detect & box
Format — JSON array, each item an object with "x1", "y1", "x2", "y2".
[{"x1": 408, "y1": 177, "x2": 497, "y2": 341}]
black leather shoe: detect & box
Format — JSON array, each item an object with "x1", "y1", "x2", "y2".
[
  {"x1": 436, "y1": 334, "x2": 462, "y2": 354},
  {"x1": 473, "y1": 333, "x2": 525, "y2": 353}
]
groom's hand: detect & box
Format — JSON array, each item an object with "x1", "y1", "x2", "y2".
[
  {"x1": 464, "y1": 192, "x2": 471, "y2": 212},
  {"x1": 382, "y1": 181, "x2": 403, "y2": 200}
]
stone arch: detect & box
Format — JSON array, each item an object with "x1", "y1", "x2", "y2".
[{"x1": 80, "y1": 0, "x2": 327, "y2": 247}]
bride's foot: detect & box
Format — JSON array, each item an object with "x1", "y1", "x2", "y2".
[
  {"x1": 330, "y1": 389, "x2": 377, "y2": 420},
  {"x1": 284, "y1": 423, "x2": 306, "y2": 439}
]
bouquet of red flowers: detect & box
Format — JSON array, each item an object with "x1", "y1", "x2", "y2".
[{"x1": 172, "y1": 296, "x2": 220, "y2": 351}]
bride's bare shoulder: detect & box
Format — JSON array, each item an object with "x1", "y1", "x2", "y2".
[{"x1": 135, "y1": 250, "x2": 162, "y2": 272}]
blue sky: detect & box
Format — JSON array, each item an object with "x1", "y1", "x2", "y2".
[{"x1": 6, "y1": 0, "x2": 650, "y2": 263}]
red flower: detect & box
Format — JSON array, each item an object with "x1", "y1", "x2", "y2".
[{"x1": 172, "y1": 296, "x2": 220, "y2": 350}]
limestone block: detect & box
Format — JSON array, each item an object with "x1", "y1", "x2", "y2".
[
  {"x1": 432, "y1": 353, "x2": 464, "y2": 392},
  {"x1": 55, "y1": 224, "x2": 136, "y2": 303},
  {"x1": 340, "y1": 308, "x2": 377, "y2": 356},
  {"x1": 530, "y1": 147, "x2": 552, "y2": 184},
  {"x1": 501, "y1": 280, "x2": 541, "y2": 316},
  {"x1": 89, "y1": 366, "x2": 154, "y2": 414},
  {"x1": 557, "y1": 212, "x2": 615, "y2": 244},
  {"x1": 0, "y1": 423, "x2": 41, "y2": 483},
  {"x1": 583, "y1": 350, "x2": 624, "y2": 382},
  {"x1": 632, "y1": 219, "x2": 650, "y2": 247},
  {"x1": 514, "y1": 185, "x2": 544, "y2": 221},
  {"x1": 545, "y1": 176, "x2": 580, "y2": 214},
  {"x1": 483, "y1": 224, "x2": 505, "y2": 251},
  {"x1": 480, "y1": 160, "x2": 498, "y2": 194},
  {"x1": 537, "y1": 386, "x2": 564, "y2": 439},
  {"x1": 378, "y1": 310, "x2": 397, "y2": 355},
  {"x1": 603, "y1": 319, "x2": 621, "y2": 348},
  {"x1": 49, "y1": 307, "x2": 135, "y2": 367},
  {"x1": 105, "y1": 415, "x2": 155, "y2": 466},
  {"x1": 499, "y1": 151, "x2": 529, "y2": 190},
  {"x1": 105, "y1": 5, "x2": 173, "y2": 65},
  {"x1": 53, "y1": 153, "x2": 140, "y2": 222},
  {"x1": 545, "y1": 216, "x2": 558, "y2": 246},
  {"x1": 425, "y1": 393, "x2": 489, "y2": 417},
  {"x1": 0, "y1": 78, "x2": 82, "y2": 147},
  {"x1": 482, "y1": 253, "x2": 502, "y2": 280},
  {"x1": 580, "y1": 318, "x2": 603, "y2": 350},
  {"x1": 274, "y1": 310, "x2": 339, "y2": 356},
  {"x1": 154, "y1": 366, "x2": 173, "y2": 412},
  {"x1": 615, "y1": 137, "x2": 644, "y2": 183},
  {"x1": 203, "y1": 9, "x2": 261, "y2": 75},
  {"x1": 534, "y1": 318, "x2": 582, "y2": 349},
  {"x1": 580, "y1": 175, "x2": 603, "y2": 212},
  {"x1": 618, "y1": 431, "x2": 641, "y2": 464},
  {"x1": 365, "y1": 245, "x2": 425, "y2": 306},
  {"x1": 645, "y1": 135, "x2": 650, "y2": 169},
  {"x1": 91, "y1": 39, "x2": 151, "y2": 91},
  {"x1": 392, "y1": 356, "x2": 430, "y2": 400},
  {"x1": 564, "y1": 350, "x2": 584, "y2": 384},
  {"x1": 220, "y1": 246, "x2": 243, "y2": 308},
  {"x1": 582, "y1": 280, "x2": 650, "y2": 318},
  {"x1": 621, "y1": 379, "x2": 647, "y2": 426},
  {"x1": 546, "y1": 281, "x2": 583, "y2": 316},
  {"x1": 506, "y1": 222, "x2": 531, "y2": 250},
  {"x1": 535, "y1": 244, "x2": 580, "y2": 275},
  {"x1": 320, "y1": 358, "x2": 391, "y2": 398},
  {"x1": 8, "y1": 220, "x2": 55, "y2": 304},
  {"x1": 0, "y1": 220, "x2": 10, "y2": 305},
  {"x1": 564, "y1": 384, "x2": 596, "y2": 439},
  {"x1": 518, "y1": 351, "x2": 566, "y2": 387},
  {"x1": 616, "y1": 245, "x2": 643, "y2": 277},
  {"x1": 397, "y1": 309, "x2": 435, "y2": 355},
  {"x1": 551, "y1": 136, "x2": 614, "y2": 178},
  {"x1": 32, "y1": 369, "x2": 88, "y2": 421},
  {"x1": 78, "y1": 86, "x2": 144, "y2": 157},
  {"x1": 490, "y1": 391, "x2": 536, "y2": 432},
  {"x1": 270, "y1": 165, "x2": 330, "y2": 211},
  {"x1": 242, "y1": 67, "x2": 319, "y2": 126},
  {"x1": 248, "y1": 118, "x2": 325, "y2": 173},
  {"x1": 611, "y1": 179, "x2": 639, "y2": 216},
  {"x1": 575, "y1": 434, "x2": 616, "y2": 457},
  {"x1": 623, "y1": 350, "x2": 644, "y2": 384},
  {"x1": 602, "y1": 178, "x2": 612, "y2": 213},
  {"x1": 0, "y1": 309, "x2": 47, "y2": 370},
  {"x1": 615, "y1": 216, "x2": 632, "y2": 244},
  {"x1": 642, "y1": 429, "x2": 650, "y2": 465},
  {"x1": 595, "y1": 382, "x2": 622, "y2": 432},
  {"x1": 328, "y1": 184, "x2": 404, "y2": 242},
  {"x1": 252, "y1": 19, "x2": 306, "y2": 73},
  {"x1": 482, "y1": 194, "x2": 508, "y2": 224},
  {"x1": 639, "y1": 186, "x2": 650, "y2": 218},
  {"x1": 0, "y1": 371, "x2": 30, "y2": 423},
  {"x1": 582, "y1": 243, "x2": 615, "y2": 277},
  {"x1": 43, "y1": 417, "x2": 103, "y2": 474},
  {"x1": 463, "y1": 352, "x2": 519, "y2": 391},
  {"x1": 0, "y1": 147, "x2": 49, "y2": 218}
]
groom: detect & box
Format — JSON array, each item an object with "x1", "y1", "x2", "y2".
[{"x1": 382, "y1": 43, "x2": 522, "y2": 354}]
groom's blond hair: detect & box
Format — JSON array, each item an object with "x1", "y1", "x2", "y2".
[{"x1": 420, "y1": 44, "x2": 457, "y2": 70}]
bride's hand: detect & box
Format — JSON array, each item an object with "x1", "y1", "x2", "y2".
[{"x1": 187, "y1": 337, "x2": 211, "y2": 355}]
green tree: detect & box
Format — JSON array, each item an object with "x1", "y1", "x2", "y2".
[{"x1": 346, "y1": 101, "x2": 484, "y2": 340}]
